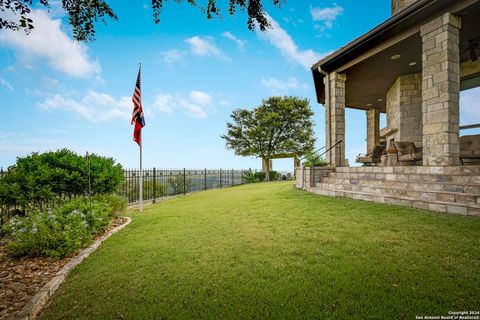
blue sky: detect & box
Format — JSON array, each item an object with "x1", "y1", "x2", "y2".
[{"x1": 1, "y1": 0, "x2": 479, "y2": 171}]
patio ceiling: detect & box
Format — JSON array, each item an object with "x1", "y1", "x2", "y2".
[
  {"x1": 312, "y1": 0, "x2": 480, "y2": 113},
  {"x1": 343, "y1": 34, "x2": 422, "y2": 112}
]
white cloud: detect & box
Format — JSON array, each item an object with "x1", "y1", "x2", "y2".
[
  {"x1": 152, "y1": 90, "x2": 222, "y2": 119},
  {"x1": 257, "y1": 14, "x2": 325, "y2": 70},
  {"x1": 185, "y1": 36, "x2": 230, "y2": 62},
  {"x1": 219, "y1": 100, "x2": 230, "y2": 107},
  {"x1": 37, "y1": 91, "x2": 131, "y2": 123},
  {"x1": 152, "y1": 93, "x2": 178, "y2": 114},
  {"x1": 160, "y1": 49, "x2": 185, "y2": 65},
  {"x1": 221, "y1": 31, "x2": 246, "y2": 50},
  {"x1": 310, "y1": 4, "x2": 343, "y2": 29},
  {"x1": 189, "y1": 90, "x2": 213, "y2": 106},
  {"x1": 261, "y1": 77, "x2": 309, "y2": 94},
  {"x1": 0, "y1": 78, "x2": 13, "y2": 91},
  {"x1": 180, "y1": 101, "x2": 208, "y2": 119},
  {"x1": 40, "y1": 76, "x2": 60, "y2": 88},
  {"x1": 0, "y1": 9, "x2": 100, "y2": 78},
  {"x1": 37, "y1": 88, "x2": 222, "y2": 122}
]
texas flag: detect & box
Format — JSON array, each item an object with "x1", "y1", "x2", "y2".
[{"x1": 131, "y1": 66, "x2": 145, "y2": 146}]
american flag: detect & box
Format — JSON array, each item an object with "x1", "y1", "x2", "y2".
[{"x1": 131, "y1": 66, "x2": 145, "y2": 146}]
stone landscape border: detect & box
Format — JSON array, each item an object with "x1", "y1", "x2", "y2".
[{"x1": 15, "y1": 217, "x2": 132, "y2": 320}]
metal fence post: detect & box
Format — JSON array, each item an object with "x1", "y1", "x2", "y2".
[
  {"x1": 183, "y1": 168, "x2": 186, "y2": 195},
  {"x1": 302, "y1": 166, "x2": 305, "y2": 189},
  {"x1": 220, "y1": 169, "x2": 222, "y2": 188},
  {"x1": 231, "y1": 169, "x2": 234, "y2": 186},
  {"x1": 153, "y1": 167, "x2": 156, "y2": 203},
  {"x1": 204, "y1": 168, "x2": 207, "y2": 190},
  {"x1": 310, "y1": 165, "x2": 314, "y2": 187}
]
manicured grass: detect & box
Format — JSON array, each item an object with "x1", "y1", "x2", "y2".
[{"x1": 41, "y1": 182, "x2": 480, "y2": 319}]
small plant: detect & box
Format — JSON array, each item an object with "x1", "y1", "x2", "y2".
[
  {"x1": 167, "y1": 175, "x2": 192, "y2": 195},
  {"x1": 6, "y1": 197, "x2": 118, "y2": 258},
  {"x1": 302, "y1": 153, "x2": 328, "y2": 167},
  {"x1": 92, "y1": 194, "x2": 128, "y2": 217},
  {"x1": 243, "y1": 169, "x2": 260, "y2": 183},
  {"x1": 242, "y1": 169, "x2": 282, "y2": 182}
]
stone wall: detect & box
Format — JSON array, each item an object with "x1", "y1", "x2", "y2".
[
  {"x1": 366, "y1": 109, "x2": 380, "y2": 153},
  {"x1": 295, "y1": 167, "x2": 336, "y2": 188},
  {"x1": 385, "y1": 73, "x2": 423, "y2": 146},
  {"x1": 301, "y1": 165, "x2": 480, "y2": 216},
  {"x1": 386, "y1": 78, "x2": 401, "y2": 141},
  {"x1": 421, "y1": 13, "x2": 461, "y2": 165},
  {"x1": 325, "y1": 73, "x2": 347, "y2": 167},
  {"x1": 391, "y1": 0, "x2": 419, "y2": 15}
]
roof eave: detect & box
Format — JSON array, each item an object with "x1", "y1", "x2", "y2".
[{"x1": 311, "y1": 0, "x2": 434, "y2": 72}]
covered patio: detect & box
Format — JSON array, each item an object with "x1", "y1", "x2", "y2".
[
  {"x1": 298, "y1": 0, "x2": 480, "y2": 215},
  {"x1": 312, "y1": 0, "x2": 480, "y2": 168}
]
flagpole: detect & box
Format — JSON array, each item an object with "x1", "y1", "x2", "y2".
[
  {"x1": 139, "y1": 62, "x2": 143, "y2": 212},
  {"x1": 139, "y1": 130, "x2": 143, "y2": 211}
]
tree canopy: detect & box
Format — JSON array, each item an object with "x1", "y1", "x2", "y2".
[
  {"x1": 222, "y1": 96, "x2": 315, "y2": 180},
  {"x1": 0, "y1": 0, "x2": 284, "y2": 42}
]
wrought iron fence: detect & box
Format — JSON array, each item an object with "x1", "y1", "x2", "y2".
[
  {"x1": 0, "y1": 167, "x2": 247, "y2": 232},
  {"x1": 120, "y1": 168, "x2": 246, "y2": 204}
]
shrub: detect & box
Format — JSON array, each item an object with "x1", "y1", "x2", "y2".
[
  {"x1": 119, "y1": 179, "x2": 167, "y2": 203},
  {"x1": 242, "y1": 170, "x2": 282, "y2": 182},
  {"x1": 167, "y1": 175, "x2": 192, "y2": 194},
  {"x1": 254, "y1": 171, "x2": 281, "y2": 181},
  {"x1": 92, "y1": 194, "x2": 128, "y2": 216},
  {"x1": 6, "y1": 198, "x2": 117, "y2": 258},
  {"x1": 243, "y1": 169, "x2": 260, "y2": 183},
  {"x1": 0, "y1": 149, "x2": 124, "y2": 213},
  {"x1": 302, "y1": 153, "x2": 328, "y2": 167}
]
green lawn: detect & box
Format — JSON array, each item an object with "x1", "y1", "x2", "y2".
[{"x1": 41, "y1": 182, "x2": 480, "y2": 319}]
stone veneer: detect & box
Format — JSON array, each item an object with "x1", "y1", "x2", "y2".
[
  {"x1": 325, "y1": 72, "x2": 346, "y2": 166},
  {"x1": 366, "y1": 109, "x2": 380, "y2": 153},
  {"x1": 391, "y1": 0, "x2": 419, "y2": 15},
  {"x1": 296, "y1": 166, "x2": 480, "y2": 217},
  {"x1": 385, "y1": 73, "x2": 423, "y2": 146},
  {"x1": 421, "y1": 13, "x2": 461, "y2": 166}
]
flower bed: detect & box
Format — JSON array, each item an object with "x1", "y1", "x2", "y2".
[{"x1": 0, "y1": 217, "x2": 128, "y2": 320}]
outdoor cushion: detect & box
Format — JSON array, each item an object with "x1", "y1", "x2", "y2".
[
  {"x1": 460, "y1": 135, "x2": 480, "y2": 160},
  {"x1": 394, "y1": 141, "x2": 422, "y2": 162},
  {"x1": 355, "y1": 145, "x2": 385, "y2": 165}
]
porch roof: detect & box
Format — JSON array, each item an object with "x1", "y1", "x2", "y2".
[{"x1": 312, "y1": 0, "x2": 480, "y2": 112}]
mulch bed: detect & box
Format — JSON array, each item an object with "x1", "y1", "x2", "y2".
[{"x1": 0, "y1": 217, "x2": 127, "y2": 320}]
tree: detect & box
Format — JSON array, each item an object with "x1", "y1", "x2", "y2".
[
  {"x1": 222, "y1": 96, "x2": 315, "y2": 181},
  {"x1": 0, "y1": 0, "x2": 284, "y2": 42}
]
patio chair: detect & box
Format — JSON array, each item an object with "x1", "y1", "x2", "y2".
[
  {"x1": 460, "y1": 134, "x2": 480, "y2": 165},
  {"x1": 393, "y1": 141, "x2": 422, "y2": 164},
  {"x1": 356, "y1": 144, "x2": 386, "y2": 166}
]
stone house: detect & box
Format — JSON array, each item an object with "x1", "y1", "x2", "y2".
[{"x1": 298, "y1": 0, "x2": 480, "y2": 216}]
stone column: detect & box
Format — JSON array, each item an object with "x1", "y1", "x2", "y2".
[
  {"x1": 326, "y1": 72, "x2": 346, "y2": 167},
  {"x1": 421, "y1": 13, "x2": 461, "y2": 166},
  {"x1": 386, "y1": 74, "x2": 423, "y2": 145},
  {"x1": 324, "y1": 75, "x2": 331, "y2": 164},
  {"x1": 366, "y1": 109, "x2": 380, "y2": 154}
]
